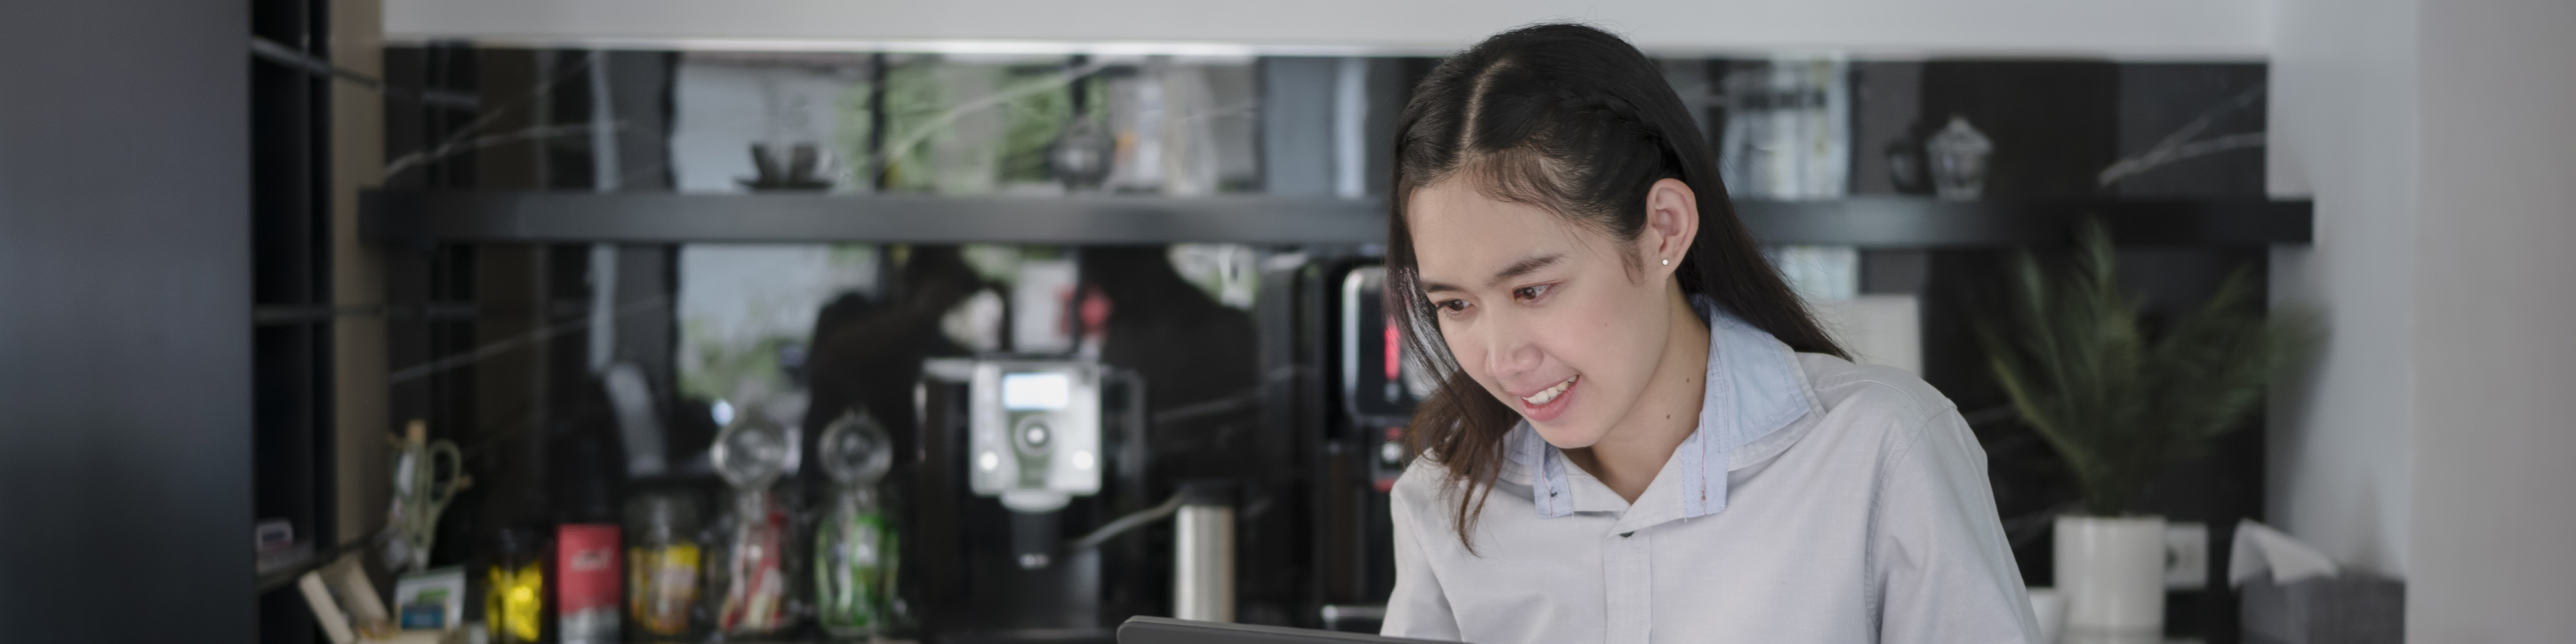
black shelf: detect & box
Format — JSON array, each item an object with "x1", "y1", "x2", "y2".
[
  {"x1": 1734, "y1": 197, "x2": 2310, "y2": 247},
  {"x1": 362, "y1": 191, "x2": 2310, "y2": 246},
  {"x1": 362, "y1": 191, "x2": 1391, "y2": 245}
]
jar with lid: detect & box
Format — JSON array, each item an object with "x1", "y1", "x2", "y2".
[
  {"x1": 814, "y1": 411, "x2": 898, "y2": 639},
  {"x1": 710, "y1": 407, "x2": 798, "y2": 637},
  {"x1": 625, "y1": 491, "x2": 705, "y2": 643}
]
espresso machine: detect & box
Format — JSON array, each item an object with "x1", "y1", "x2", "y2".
[
  {"x1": 879, "y1": 251, "x2": 1426, "y2": 640},
  {"x1": 908, "y1": 358, "x2": 1155, "y2": 643}
]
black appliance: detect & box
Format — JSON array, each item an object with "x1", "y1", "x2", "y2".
[{"x1": 1303, "y1": 260, "x2": 1423, "y2": 633}]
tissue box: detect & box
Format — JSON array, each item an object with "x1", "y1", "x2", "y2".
[{"x1": 2241, "y1": 574, "x2": 2404, "y2": 644}]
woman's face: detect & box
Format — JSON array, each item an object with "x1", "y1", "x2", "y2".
[{"x1": 1408, "y1": 180, "x2": 1685, "y2": 449}]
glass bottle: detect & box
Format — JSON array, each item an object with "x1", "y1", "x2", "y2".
[
  {"x1": 552, "y1": 418, "x2": 625, "y2": 644},
  {"x1": 555, "y1": 524, "x2": 621, "y2": 644},
  {"x1": 814, "y1": 411, "x2": 898, "y2": 639},
  {"x1": 484, "y1": 528, "x2": 549, "y2": 644}
]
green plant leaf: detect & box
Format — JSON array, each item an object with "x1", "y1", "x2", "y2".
[{"x1": 1976, "y1": 219, "x2": 2317, "y2": 516}]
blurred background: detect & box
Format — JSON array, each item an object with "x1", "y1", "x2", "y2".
[{"x1": 1, "y1": 1, "x2": 2569, "y2": 643}]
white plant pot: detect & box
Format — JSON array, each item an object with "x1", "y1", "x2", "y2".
[
  {"x1": 2054, "y1": 515, "x2": 2166, "y2": 637},
  {"x1": 2025, "y1": 587, "x2": 2067, "y2": 644}
]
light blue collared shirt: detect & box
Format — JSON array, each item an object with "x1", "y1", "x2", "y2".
[
  {"x1": 1507, "y1": 295, "x2": 1821, "y2": 521},
  {"x1": 1385, "y1": 295, "x2": 2042, "y2": 644}
]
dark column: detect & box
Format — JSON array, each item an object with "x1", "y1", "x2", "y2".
[{"x1": 0, "y1": 1, "x2": 254, "y2": 642}]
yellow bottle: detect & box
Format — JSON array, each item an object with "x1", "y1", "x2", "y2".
[
  {"x1": 486, "y1": 561, "x2": 545, "y2": 643},
  {"x1": 484, "y1": 529, "x2": 547, "y2": 644}
]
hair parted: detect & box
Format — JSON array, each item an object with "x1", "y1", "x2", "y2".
[{"x1": 1386, "y1": 23, "x2": 1847, "y2": 549}]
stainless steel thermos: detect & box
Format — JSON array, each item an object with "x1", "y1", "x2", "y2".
[{"x1": 1172, "y1": 481, "x2": 1236, "y2": 623}]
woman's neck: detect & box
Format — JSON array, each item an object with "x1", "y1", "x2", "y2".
[{"x1": 1562, "y1": 289, "x2": 1711, "y2": 503}]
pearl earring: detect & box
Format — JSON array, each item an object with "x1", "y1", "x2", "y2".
[{"x1": 1662, "y1": 259, "x2": 1670, "y2": 266}]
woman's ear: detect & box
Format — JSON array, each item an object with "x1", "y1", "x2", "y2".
[{"x1": 1642, "y1": 178, "x2": 1699, "y2": 274}]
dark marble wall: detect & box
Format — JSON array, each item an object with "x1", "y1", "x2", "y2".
[{"x1": 1840, "y1": 58, "x2": 2272, "y2": 643}]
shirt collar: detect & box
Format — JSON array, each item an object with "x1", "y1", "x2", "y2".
[{"x1": 1505, "y1": 295, "x2": 1822, "y2": 523}]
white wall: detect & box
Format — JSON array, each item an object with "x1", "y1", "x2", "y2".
[
  {"x1": 2271, "y1": 0, "x2": 2576, "y2": 638},
  {"x1": 2408, "y1": 0, "x2": 2576, "y2": 639},
  {"x1": 2264, "y1": 0, "x2": 2418, "y2": 577},
  {"x1": 384, "y1": 0, "x2": 2272, "y2": 58}
]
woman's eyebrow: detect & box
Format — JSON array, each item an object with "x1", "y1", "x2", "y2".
[
  {"x1": 1417, "y1": 252, "x2": 1563, "y2": 294},
  {"x1": 1487, "y1": 253, "x2": 1563, "y2": 286}
]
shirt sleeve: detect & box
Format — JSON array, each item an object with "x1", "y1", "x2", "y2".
[
  {"x1": 1381, "y1": 474, "x2": 1463, "y2": 641},
  {"x1": 1873, "y1": 408, "x2": 2045, "y2": 644}
]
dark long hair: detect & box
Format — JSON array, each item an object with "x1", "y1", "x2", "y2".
[{"x1": 1387, "y1": 23, "x2": 1847, "y2": 548}]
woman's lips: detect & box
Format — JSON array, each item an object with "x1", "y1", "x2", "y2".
[{"x1": 1515, "y1": 374, "x2": 1578, "y2": 423}]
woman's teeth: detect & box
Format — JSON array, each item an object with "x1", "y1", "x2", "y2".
[{"x1": 1522, "y1": 375, "x2": 1577, "y2": 406}]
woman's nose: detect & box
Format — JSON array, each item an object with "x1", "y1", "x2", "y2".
[{"x1": 1482, "y1": 317, "x2": 1543, "y2": 378}]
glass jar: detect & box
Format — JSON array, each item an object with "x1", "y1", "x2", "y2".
[
  {"x1": 815, "y1": 486, "x2": 896, "y2": 639},
  {"x1": 625, "y1": 492, "x2": 704, "y2": 642},
  {"x1": 716, "y1": 486, "x2": 795, "y2": 635},
  {"x1": 711, "y1": 411, "x2": 799, "y2": 637},
  {"x1": 814, "y1": 411, "x2": 898, "y2": 639}
]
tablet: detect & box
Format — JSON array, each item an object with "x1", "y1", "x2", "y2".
[{"x1": 1116, "y1": 616, "x2": 1455, "y2": 644}]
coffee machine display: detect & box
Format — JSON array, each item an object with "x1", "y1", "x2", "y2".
[{"x1": 967, "y1": 362, "x2": 1105, "y2": 514}]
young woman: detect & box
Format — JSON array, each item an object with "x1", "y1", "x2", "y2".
[{"x1": 1380, "y1": 25, "x2": 2041, "y2": 643}]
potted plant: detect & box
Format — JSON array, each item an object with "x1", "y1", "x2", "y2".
[{"x1": 1978, "y1": 222, "x2": 2314, "y2": 639}]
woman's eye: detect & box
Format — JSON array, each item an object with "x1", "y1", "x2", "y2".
[
  {"x1": 1435, "y1": 299, "x2": 1471, "y2": 314},
  {"x1": 1512, "y1": 284, "x2": 1552, "y2": 301}
]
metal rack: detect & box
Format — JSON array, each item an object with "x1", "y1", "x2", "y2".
[{"x1": 362, "y1": 190, "x2": 2311, "y2": 246}]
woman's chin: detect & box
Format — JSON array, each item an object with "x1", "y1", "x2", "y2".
[{"x1": 1529, "y1": 422, "x2": 1607, "y2": 450}]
